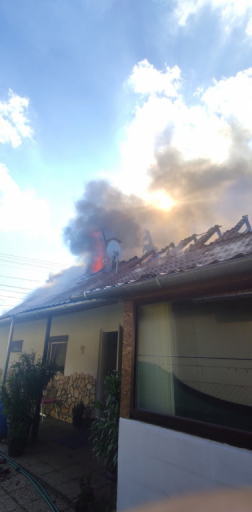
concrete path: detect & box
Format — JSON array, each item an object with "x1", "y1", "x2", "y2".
[{"x1": 0, "y1": 417, "x2": 110, "y2": 511}]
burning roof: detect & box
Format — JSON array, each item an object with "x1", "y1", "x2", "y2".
[{"x1": 1, "y1": 215, "x2": 252, "y2": 320}]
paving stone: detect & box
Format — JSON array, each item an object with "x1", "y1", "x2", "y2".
[
  {"x1": 24, "y1": 498, "x2": 53, "y2": 512},
  {"x1": 59, "y1": 458, "x2": 101, "y2": 479},
  {"x1": 55, "y1": 479, "x2": 80, "y2": 500},
  {"x1": 28, "y1": 462, "x2": 55, "y2": 477},
  {"x1": 0, "y1": 485, "x2": 7, "y2": 496},
  {"x1": 11, "y1": 485, "x2": 42, "y2": 508},
  {"x1": 0, "y1": 418, "x2": 111, "y2": 511},
  {"x1": 46, "y1": 494, "x2": 70, "y2": 511},
  {"x1": 40, "y1": 469, "x2": 70, "y2": 487},
  {"x1": 0, "y1": 494, "x2": 19, "y2": 512},
  {"x1": 0, "y1": 473, "x2": 32, "y2": 493},
  {"x1": 48, "y1": 455, "x2": 75, "y2": 470},
  {"x1": 15, "y1": 455, "x2": 41, "y2": 468}
]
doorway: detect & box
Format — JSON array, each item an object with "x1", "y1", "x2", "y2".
[{"x1": 98, "y1": 327, "x2": 123, "y2": 401}]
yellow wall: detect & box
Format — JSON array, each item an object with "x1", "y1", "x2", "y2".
[
  {"x1": 0, "y1": 302, "x2": 124, "y2": 379},
  {"x1": 50, "y1": 303, "x2": 124, "y2": 378},
  {"x1": 0, "y1": 324, "x2": 11, "y2": 375}
]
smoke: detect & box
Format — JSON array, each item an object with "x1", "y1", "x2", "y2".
[
  {"x1": 63, "y1": 181, "x2": 144, "y2": 261},
  {"x1": 8, "y1": 264, "x2": 86, "y2": 315},
  {"x1": 63, "y1": 125, "x2": 252, "y2": 264},
  {"x1": 149, "y1": 122, "x2": 252, "y2": 227}
]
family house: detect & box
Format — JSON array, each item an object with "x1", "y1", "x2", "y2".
[{"x1": 1, "y1": 215, "x2": 252, "y2": 510}]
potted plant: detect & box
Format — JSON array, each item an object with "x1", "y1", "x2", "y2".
[
  {"x1": 72, "y1": 401, "x2": 85, "y2": 429},
  {"x1": 0, "y1": 352, "x2": 56, "y2": 456}
]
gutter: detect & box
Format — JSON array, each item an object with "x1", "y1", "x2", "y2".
[
  {"x1": 71, "y1": 254, "x2": 252, "y2": 302},
  {"x1": 1, "y1": 254, "x2": 252, "y2": 326},
  {"x1": 0, "y1": 298, "x2": 110, "y2": 326}
]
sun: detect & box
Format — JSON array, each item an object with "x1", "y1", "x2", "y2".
[{"x1": 150, "y1": 190, "x2": 176, "y2": 211}]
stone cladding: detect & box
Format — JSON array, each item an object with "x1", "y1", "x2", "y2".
[{"x1": 43, "y1": 372, "x2": 96, "y2": 423}]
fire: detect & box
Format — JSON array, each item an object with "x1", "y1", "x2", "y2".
[{"x1": 90, "y1": 231, "x2": 105, "y2": 273}]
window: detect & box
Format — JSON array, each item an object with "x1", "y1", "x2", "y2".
[
  {"x1": 136, "y1": 298, "x2": 252, "y2": 437},
  {"x1": 10, "y1": 340, "x2": 23, "y2": 352},
  {"x1": 48, "y1": 336, "x2": 68, "y2": 373}
]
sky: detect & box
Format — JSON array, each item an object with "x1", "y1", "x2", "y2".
[{"x1": 1, "y1": 0, "x2": 252, "y2": 314}]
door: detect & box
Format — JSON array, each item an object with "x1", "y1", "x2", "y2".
[{"x1": 97, "y1": 326, "x2": 123, "y2": 402}]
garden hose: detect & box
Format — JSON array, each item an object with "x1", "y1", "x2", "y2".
[{"x1": 0, "y1": 449, "x2": 59, "y2": 512}]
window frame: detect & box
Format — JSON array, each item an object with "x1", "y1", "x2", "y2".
[
  {"x1": 47, "y1": 335, "x2": 68, "y2": 374},
  {"x1": 10, "y1": 340, "x2": 23, "y2": 353},
  {"x1": 132, "y1": 297, "x2": 252, "y2": 451}
]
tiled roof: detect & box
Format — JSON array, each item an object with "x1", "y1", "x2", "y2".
[{"x1": 2, "y1": 215, "x2": 252, "y2": 319}]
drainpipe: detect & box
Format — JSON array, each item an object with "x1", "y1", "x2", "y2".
[
  {"x1": 2, "y1": 317, "x2": 15, "y2": 385},
  {"x1": 32, "y1": 315, "x2": 52, "y2": 442}
]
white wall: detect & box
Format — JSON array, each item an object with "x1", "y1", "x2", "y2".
[{"x1": 117, "y1": 418, "x2": 252, "y2": 511}]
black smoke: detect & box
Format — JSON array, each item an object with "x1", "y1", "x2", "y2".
[{"x1": 63, "y1": 181, "x2": 144, "y2": 261}]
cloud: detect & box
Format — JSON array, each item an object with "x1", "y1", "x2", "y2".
[
  {"x1": 113, "y1": 61, "x2": 252, "y2": 242},
  {"x1": 0, "y1": 89, "x2": 33, "y2": 148},
  {"x1": 63, "y1": 61, "x2": 252, "y2": 261},
  {"x1": 0, "y1": 164, "x2": 54, "y2": 237},
  {"x1": 173, "y1": 0, "x2": 252, "y2": 35},
  {"x1": 127, "y1": 59, "x2": 182, "y2": 97},
  {"x1": 117, "y1": 62, "x2": 252, "y2": 197}
]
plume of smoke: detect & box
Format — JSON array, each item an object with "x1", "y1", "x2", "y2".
[
  {"x1": 149, "y1": 123, "x2": 252, "y2": 200},
  {"x1": 149, "y1": 122, "x2": 252, "y2": 230},
  {"x1": 13, "y1": 264, "x2": 86, "y2": 313},
  {"x1": 63, "y1": 125, "x2": 252, "y2": 263},
  {"x1": 63, "y1": 181, "x2": 144, "y2": 261}
]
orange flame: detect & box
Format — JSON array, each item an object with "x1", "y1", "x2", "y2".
[{"x1": 90, "y1": 231, "x2": 105, "y2": 273}]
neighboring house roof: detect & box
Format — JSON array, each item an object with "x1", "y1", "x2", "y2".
[{"x1": 1, "y1": 215, "x2": 252, "y2": 319}]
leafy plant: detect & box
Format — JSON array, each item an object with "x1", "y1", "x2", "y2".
[
  {"x1": 90, "y1": 371, "x2": 121, "y2": 474},
  {"x1": 72, "y1": 401, "x2": 85, "y2": 428},
  {"x1": 0, "y1": 352, "x2": 56, "y2": 453}
]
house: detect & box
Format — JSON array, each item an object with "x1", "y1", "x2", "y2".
[{"x1": 1, "y1": 215, "x2": 252, "y2": 509}]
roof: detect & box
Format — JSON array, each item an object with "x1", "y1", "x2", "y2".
[{"x1": 2, "y1": 215, "x2": 252, "y2": 319}]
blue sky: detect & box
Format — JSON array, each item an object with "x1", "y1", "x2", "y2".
[{"x1": 1, "y1": 0, "x2": 252, "y2": 313}]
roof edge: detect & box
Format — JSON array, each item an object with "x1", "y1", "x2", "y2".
[{"x1": 1, "y1": 254, "x2": 252, "y2": 325}]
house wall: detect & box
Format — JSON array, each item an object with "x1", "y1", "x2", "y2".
[
  {"x1": 0, "y1": 323, "x2": 11, "y2": 381},
  {"x1": 117, "y1": 418, "x2": 252, "y2": 511},
  {"x1": 50, "y1": 303, "x2": 123, "y2": 378},
  {"x1": 0, "y1": 303, "x2": 124, "y2": 421}
]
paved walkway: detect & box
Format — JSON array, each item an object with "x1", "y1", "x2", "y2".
[{"x1": 0, "y1": 417, "x2": 110, "y2": 511}]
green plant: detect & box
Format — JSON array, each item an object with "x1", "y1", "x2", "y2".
[
  {"x1": 72, "y1": 401, "x2": 85, "y2": 428},
  {"x1": 0, "y1": 352, "x2": 56, "y2": 453},
  {"x1": 90, "y1": 371, "x2": 121, "y2": 474}
]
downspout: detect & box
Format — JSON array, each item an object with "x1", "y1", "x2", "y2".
[
  {"x1": 2, "y1": 317, "x2": 15, "y2": 385},
  {"x1": 32, "y1": 315, "x2": 52, "y2": 442}
]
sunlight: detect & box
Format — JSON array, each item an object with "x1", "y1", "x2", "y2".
[{"x1": 148, "y1": 190, "x2": 176, "y2": 211}]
